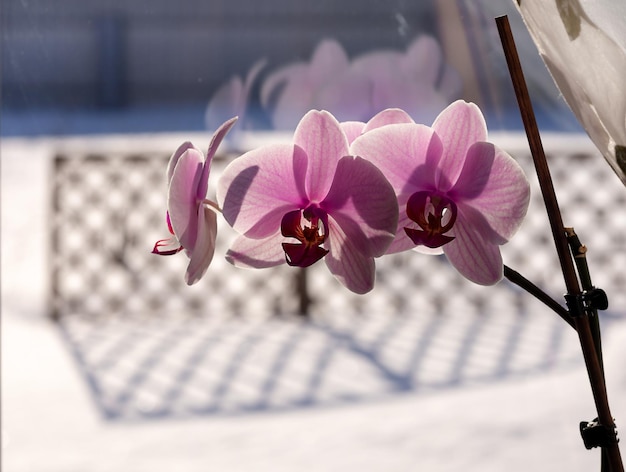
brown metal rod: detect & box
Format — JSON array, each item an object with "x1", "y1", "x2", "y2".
[{"x1": 496, "y1": 15, "x2": 622, "y2": 471}]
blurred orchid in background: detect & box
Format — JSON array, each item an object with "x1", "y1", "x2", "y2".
[
  {"x1": 513, "y1": 0, "x2": 626, "y2": 185},
  {"x1": 216, "y1": 109, "x2": 398, "y2": 294},
  {"x1": 206, "y1": 36, "x2": 461, "y2": 132},
  {"x1": 153, "y1": 117, "x2": 238, "y2": 285},
  {"x1": 205, "y1": 60, "x2": 266, "y2": 133},
  {"x1": 352, "y1": 100, "x2": 530, "y2": 285}
]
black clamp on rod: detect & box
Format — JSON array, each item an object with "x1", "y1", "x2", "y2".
[
  {"x1": 564, "y1": 287, "x2": 609, "y2": 318},
  {"x1": 580, "y1": 418, "x2": 620, "y2": 450}
]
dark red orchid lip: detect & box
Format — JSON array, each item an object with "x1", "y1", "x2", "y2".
[
  {"x1": 405, "y1": 191, "x2": 457, "y2": 249},
  {"x1": 280, "y1": 207, "x2": 329, "y2": 267}
]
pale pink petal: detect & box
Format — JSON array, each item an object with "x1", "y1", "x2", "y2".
[
  {"x1": 363, "y1": 108, "x2": 414, "y2": 133},
  {"x1": 260, "y1": 62, "x2": 306, "y2": 109},
  {"x1": 350, "y1": 123, "x2": 442, "y2": 193},
  {"x1": 166, "y1": 141, "x2": 198, "y2": 183},
  {"x1": 315, "y1": 71, "x2": 373, "y2": 122},
  {"x1": 185, "y1": 205, "x2": 218, "y2": 285},
  {"x1": 451, "y1": 142, "x2": 530, "y2": 241},
  {"x1": 324, "y1": 214, "x2": 376, "y2": 294},
  {"x1": 443, "y1": 210, "x2": 503, "y2": 285},
  {"x1": 341, "y1": 121, "x2": 366, "y2": 145},
  {"x1": 270, "y1": 69, "x2": 315, "y2": 130},
  {"x1": 321, "y1": 156, "x2": 397, "y2": 257},
  {"x1": 402, "y1": 35, "x2": 442, "y2": 85},
  {"x1": 167, "y1": 149, "x2": 204, "y2": 250},
  {"x1": 197, "y1": 116, "x2": 238, "y2": 200},
  {"x1": 205, "y1": 77, "x2": 243, "y2": 133},
  {"x1": 307, "y1": 38, "x2": 350, "y2": 84},
  {"x1": 225, "y1": 232, "x2": 286, "y2": 268},
  {"x1": 432, "y1": 100, "x2": 488, "y2": 191},
  {"x1": 293, "y1": 110, "x2": 349, "y2": 202},
  {"x1": 217, "y1": 143, "x2": 308, "y2": 237},
  {"x1": 243, "y1": 59, "x2": 267, "y2": 106}
]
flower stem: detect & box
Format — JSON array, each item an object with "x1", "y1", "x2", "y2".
[
  {"x1": 497, "y1": 15, "x2": 623, "y2": 471},
  {"x1": 503, "y1": 265, "x2": 574, "y2": 329}
]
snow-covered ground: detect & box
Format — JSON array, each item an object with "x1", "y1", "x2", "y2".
[{"x1": 2, "y1": 134, "x2": 626, "y2": 471}]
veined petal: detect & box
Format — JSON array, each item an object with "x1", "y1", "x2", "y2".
[
  {"x1": 321, "y1": 155, "x2": 398, "y2": 257},
  {"x1": 451, "y1": 142, "x2": 530, "y2": 241},
  {"x1": 294, "y1": 110, "x2": 350, "y2": 202},
  {"x1": 206, "y1": 116, "x2": 239, "y2": 165},
  {"x1": 432, "y1": 100, "x2": 488, "y2": 191},
  {"x1": 324, "y1": 213, "x2": 377, "y2": 294},
  {"x1": 341, "y1": 121, "x2": 366, "y2": 145},
  {"x1": 168, "y1": 148, "x2": 204, "y2": 251},
  {"x1": 217, "y1": 143, "x2": 308, "y2": 237},
  {"x1": 351, "y1": 123, "x2": 442, "y2": 194},
  {"x1": 362, "y1": 108, "x2": 415, "y2": 133},
  {"x1": 444, "y1": 209, "x2": 503, "y2": 285},
  {"x1": 166, "y1": 141, "x2": 198, "y2": 184},
  {"x1": 198, "y1": 116, "x2": 238, "y2": 200},
  {"x1": 185, "y1": 205, "x2": 218, "y2": 285},
  {"x1": 225, "y1": 232, "x2": 286, "y2": 268}
]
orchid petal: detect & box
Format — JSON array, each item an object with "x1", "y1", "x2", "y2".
[
  {"x1": 403, "y1": 35, "x2": 443, "y2": 85},
  {"x1": 307, "y1": 39, "x2": 350, "y2": 83},
  {"x1": 315, "y1": 71, "x2": 373, "y2": 122},
  {"x1": 167, "y1": 148, "x2": 204, "y2": 251},
  {"x1": 225, "y1": 232, "x2": 286, "y2": 269},
  {"x1": 324, "y1": 213, "x2": 377, "y2": 294},
  {"x1": 185, "y1": 205, "x2": 218, "y2": 285},
  {"x1": 197, "y1": 116, "x2": 238, "y2": 200},
  {"x1": 351, "y1": 123, "x2": 442, "y2": 194},
  {"x1": 204, "y1": 77, "x2": 243, "y2": 133},
  {"x1": 341, "y1": 121, "x2": 366, "y2": 145},
  {"x1": 217, "y1": 143, "x2": 308, "y2": 237},
  {"x1": 443, "y1": 210, "x2": 503, "y2": 286},
  {"x1": 363, "y1": 108, "x2": 415, "y2": 133},
  {"x1": 260, "y1": 62, "x2": 306, "y2": 109},
  {"x1": 451, "y1": 142, "x2": 530, "y2": 241},
  {"x1": 293, "y1": 110, "x2": 349, "y2": 202},
  {"x1": 321, "y1": 156, "x2": 398, "y2": 257},
  {"x1": 432, "y1": 100, "x2": 488, "y2": 191},
  {"x1": 166, "y1": 141, "x2": 197, "y2": 184}
]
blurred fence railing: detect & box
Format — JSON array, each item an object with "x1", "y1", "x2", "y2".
[
  {"x1": 45, "y1": 131, "x2": 626, "y2": 419},
  {"x1": 49, "y1": 132, "x2": 626, "y2": 322}
]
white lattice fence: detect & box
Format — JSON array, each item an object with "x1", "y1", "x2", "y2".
[{"x1": 49, "y1": 132, "x2": 626, "y2": 321}]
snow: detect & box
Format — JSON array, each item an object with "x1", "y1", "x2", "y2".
[{"x1": 2, "y1": 134, "x2": 626, "y2": 471}]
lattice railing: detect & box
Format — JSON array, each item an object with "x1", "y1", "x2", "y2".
[
  {"x1": 49, "y1": 133, "x2": 626, "y2": 322},
  {"x1": 47, "y1": 132, "x2": 626, "y2": 420}
]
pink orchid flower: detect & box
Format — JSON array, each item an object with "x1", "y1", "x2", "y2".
[
  {"x1": 341, "y1": 107, "x2": 415, "y2": 145},
  {"x1": 152, "y1": 117, "x2": 238, "y2": 285},
  {"x1": 216, "y1": 109, "x2": 398, "y2": 294},
  {"x1": 205, "y1": 59, "x2": 266, "y2": 132},
  {"x1": 351, "y1": 100, "x2": 530, "y2": 285}
]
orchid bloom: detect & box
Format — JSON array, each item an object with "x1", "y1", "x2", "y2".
[
  {"x1": 216, "y1": 110, "x2": 398, "y2": 294},
  {"x1": 260, "y1": 40, "x2": 350, "y2": 130},
  {"x1": 260, "y1": 36, "x2": 461, "y2": 129},
  {"x1": 341, "y1": 107, "x2": 415, "y2": 145},
  {"x1": 205, "y1": 59, "x2": 266, "y2": 132},
  {"x1": 351, "y1": 100, "x2": 530, "y2": 285},
  {"x1": 152, "y1": 117, "x2": 238, "y2": 285},
  {"x1": 513, "y1": 0, "x2": 626, "y2": 185}
]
